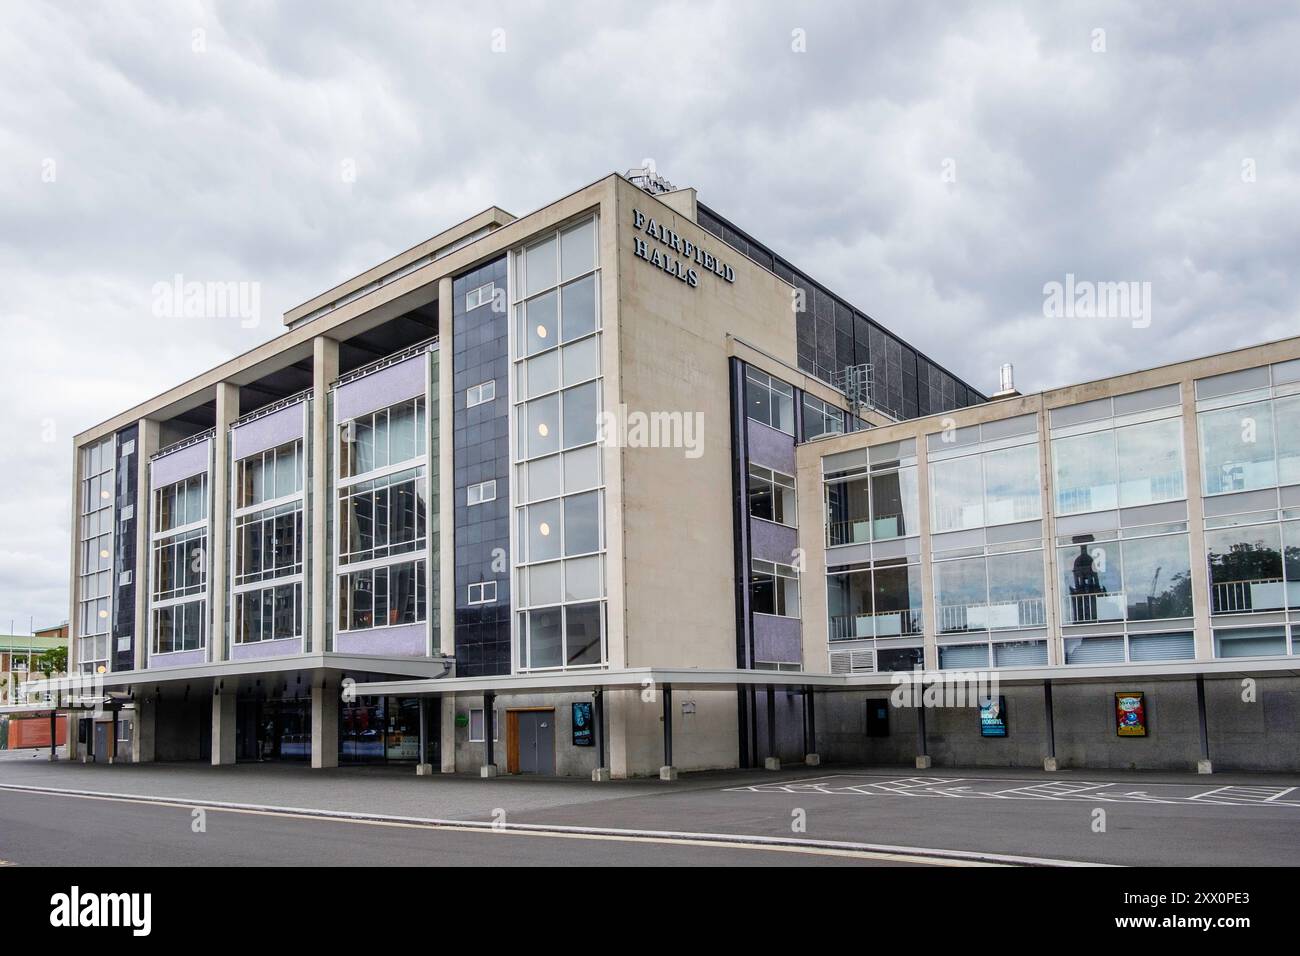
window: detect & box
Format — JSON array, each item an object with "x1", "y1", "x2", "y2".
[
  {"x1": 466, "y1": 380, "x2": 496, "y2": 408},
  {"x1": 1058, "y1": 525, "x2": 1193, "y2": 626},
  {"x1": 465, "y1": 281, "x2": 496, "y2": 311},
  {"x1": 237, "y1": 440, "x2": 302, "y2": 509},
  {"x1": 517, "y1": 601, "x2": 603, "y2": 669},
  {"x1": 1195, "y1": 364, "x2": 1300, "y2": 495},
  {"x1": 745, "y1": 367, "x2": 795, "y2": 435},
  {"x1": 467, "y1": 581, "x2": 497, "y2": 605},
  {"x1": 338, "y1": 397, "x2": 426, "y2": 479},
  {"x1": 233, "y1": 434, "x2": 305, "y2": 646},
  {"x1": 468, "y1": 707, "x2": 499, "y2": 742},
  {"x1": 748, "y1": 465, "x2": 796, "y2": 526},
  {"x1": 511, "y1": 215, "x2": 606, "y2": 671},
  {"x1": 78, "y1": 436, "x2": 116, "y2": 672},
  {"x1": 1205, "y1": 522, "x2": 1287, "y2": 614},
  {"x1": 931, "y1": 442, "x2": 1041, "y2": 532},
  {"x1": 338, "y1": 469, "x2": 427, "y2": 564},
  {"x1": 467, "y1": 479, "x2": 497, "y2": 506},
  {"x1": 338, "y1": 559, "x2": 427, "y2": 631},
  {"x1": 235, "y1": 582, "x2": 302, "y2": 644},
  {"x1": 751, "y1": 559, "x2": 800, "y2": 617},
  {"x1": 825, "y1": 458, "x2": 919, "y2": 545},
  {"x1": 1213, "y1": 625, "x2": 1287, "y2": 658},
  {"x1": 826, "y1": 559, "x2": 922, "y2": 640},
  {"x1": 934, "y1": 549, "x2": 1045, "y2": 633},
  {"x1": 802, "y1": 393, "x2": 844, "y2": 440},
  {"x1": 150, "y1": 470, "x2": 210, "y2": 656},
  {"x1": 336, "y1": 395, "x2": 430, "y2": 635}
]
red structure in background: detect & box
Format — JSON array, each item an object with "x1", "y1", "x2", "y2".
[{"x1": 6, "y1": 714, "x2": 67, "y2": 749}]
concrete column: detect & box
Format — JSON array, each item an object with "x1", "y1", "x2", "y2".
[
  {"x1": 311, "y1": 678, "x2": 339, "y2": 769},
  {"x1": 210, "y1": 382, "x2": 240, "y2": 662},
  {"x1": 437, "y1": 279, "x2": 456, "y2": 661},
  {"x1": 1180, "y1": 377, "x2": 1213, "y2": 659},
  {"x1": 591, "y1": 689, "x2": 610, "y2": 781},
  {"x1": 311, "y1": 336, "x2": 339, "y2": 653},
  {"x1": 65, "y1": 436, "x2": 81, "y2": 762},
  {"x1": 763, "y1": 684, "x2": 780, "y2": 770},
  {"x1": 1042, "y1": 680, "x2": 1058, "y2": 771},
  {"x1": 803, "y1": 686, "x2": 820, "y2": 766},
  {"x1": 440, "y1": 695, "x2": 456, "y2": 773},
  {"x1": 415, "y1": 698, "x2": 433, "y2": 775},
  {"x1": 914, "y1": 435, "x2": 939, "y2": 671},
  {"x1": 659, "y1": 683, "x2": 677, "y2": 780},
  {"x1": 134, "y1": 419, "x2": 160, "y2": 670},
  {"x1": 132, "y1": 695, "x2": 156, "y2": 763},
  {"x1": 914, "y1": 702, "x2": 932, "y2": 769},
  {"x1": 608, "y1": 688, "x2": 632, "y2": 780},
  {"x1": 1035, "y1": 401, "x2": 1064, "y2": 665},
  {"x1": 49, "y1": 712, "x2": 58, "y2": 761},
  {"x1": 212, "y1": 682, "x2": 237, "y2": 766},
  {"x1": 1196, "y1": 674, "x2": 1213, "y2": 774},
  {"x1": 480, "y1": 691, "x2": 498, "y2": 777}
]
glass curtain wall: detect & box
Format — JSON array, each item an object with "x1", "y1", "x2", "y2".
[
  {"x1": 233, "y1": 436, "x2": 305, "y2": 647},
  {"x1": 512, "y1": 216, "x2": 606, "y2": 671}
]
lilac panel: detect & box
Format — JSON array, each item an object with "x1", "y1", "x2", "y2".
[
  {"x1": 335, "y1": 356, "x2": 427, "y2": 422},
  {"x1": 335, "y1": 623, "x2": 426, "y2": 657},
  {"x1": 150, "y1": 439, "x2": 210, "y2": 489},
  {"x1": 753, "y1": 615, "x2": 802, "y2": 664},
  {"x1": 148, "y1": 648, "x2": 206, "y2": 669},
  {"x1": 231, "y1": 637, "x2": 303, "y2": 661},
  {"x1": 232, "y1": 402, "x2": 305, "y2": 460},
  {"x1": 750, "y1": 518, "x2": 798, "y2": 565},
  {"x1": 747, "y1": 420, "x2": 796, "y2": 473}
]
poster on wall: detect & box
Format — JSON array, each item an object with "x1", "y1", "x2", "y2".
[
  {"x1": 979, "y1": 696, "x2": 1008, "y2": 737},
  {"x1": 1115, "y1": 692, "x2": 1147, "y2": 737},
  {"x1": 572, "y1": 702, "x2": 594, "y2": 747}
]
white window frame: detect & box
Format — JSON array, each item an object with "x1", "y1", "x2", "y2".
[
  {"x1": 467, "y1": 479, "x2": 497, "y2": 506},
  {"x1": 467, "y1": 581, "x2": 498, "y2": 605},
  {"x1": 466, "y1": 379, "x2": 496, "y2": 408},
  {"x1": 465, "y1": 281, "x2": 496, "y2": 311}
]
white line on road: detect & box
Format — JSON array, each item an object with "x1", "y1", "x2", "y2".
[{"x1": 0, "y1": 782, "x2": 1107, "y2": 867}]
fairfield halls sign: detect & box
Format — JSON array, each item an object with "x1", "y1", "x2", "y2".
[{"x1": 631, "y1": 208, "x2": 736, "y2": 289}]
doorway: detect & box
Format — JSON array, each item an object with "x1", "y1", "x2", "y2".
[{"x1": 506, "y1": 708, "x2": 555, "y2": 775}]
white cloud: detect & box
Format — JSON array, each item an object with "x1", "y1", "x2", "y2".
[{"x1": 1, "y1": 0, "x2": 1298, "y2": 629}]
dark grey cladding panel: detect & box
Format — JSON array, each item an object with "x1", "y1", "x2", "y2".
[
  {"x1": 749, "y1": 518, "x2": 798, "y2": 565},
  {"x1": 746, "y1": 419, "x2": 795, "y2": 474},
  {"x1": 753, "y1": 614, "x2": 801, "y2": 664}
]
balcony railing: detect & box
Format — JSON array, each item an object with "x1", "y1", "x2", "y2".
[
  {"x1": 828, "y1": 609, "x2": 923, "y2": 641},
  {"x1": 827, "y1": 516, "x2": 907, "y2": 547},
  {"x1": 1210, "y1": 577, "x2": 1286, "y2": 614},
  {"x1": 938, "y1": 598, "x2": 1045, "y2": 633},
  {"x1": 1063, "y1": 591, "x2": 1128, "y2": 624}
]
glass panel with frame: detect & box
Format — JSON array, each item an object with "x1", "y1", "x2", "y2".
[
  {"x1": 512, "y1": 216, "x2": 607, "y2": 671},
  {"x1": 336, "y1": 395, "x2": 429, "y2": 635}
]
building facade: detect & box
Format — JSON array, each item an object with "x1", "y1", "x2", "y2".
[{"x1": 25, "y1": 171, "x2": 1299, "y2": 775}]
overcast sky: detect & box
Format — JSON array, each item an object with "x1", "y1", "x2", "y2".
[{"x1": 2, "y1": 1, "x2": 1298, "y2": 631}]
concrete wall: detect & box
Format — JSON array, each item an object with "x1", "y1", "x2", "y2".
[
  {"x1": 612, "y1": 176, "x2": 802, "y2": 673},
  {"x1": 814, "y1": 676, "x2": 1300, "y2": 773}
]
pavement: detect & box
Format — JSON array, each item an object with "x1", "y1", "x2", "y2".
[{"x1": 1, "y1": 755, "x2": 1297, "y2": 866}]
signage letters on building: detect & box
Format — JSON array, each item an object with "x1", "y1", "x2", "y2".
[{"x1": 631, "y1": 208, "x2": 736, "y2": 289}]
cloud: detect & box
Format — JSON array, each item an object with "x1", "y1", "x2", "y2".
[{"x1": 1, "y1": 0, "x2": 1298, "y2": 629}]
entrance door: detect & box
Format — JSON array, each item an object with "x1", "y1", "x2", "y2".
[
  {"x1": 93, "y1": 722, "x2": 109, "y2": 762},
  {"x1": 512, "y1": 710, "x2": 555, "y2": 775}
]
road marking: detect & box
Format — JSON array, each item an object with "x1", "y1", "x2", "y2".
[
  {"x1": 728, "y1": 774, "x2": 1300, "y2": 808},
  {"x1": 0, "y1": 783, "x2": 1103, "y2": 867}
]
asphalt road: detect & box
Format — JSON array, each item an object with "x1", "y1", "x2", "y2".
[
  {"x1": 0, "y1": 789, "x2": 913, "y2": 867},
  {"x1": 0, "y1": 759, "x2": 1296, "y2": 866}
]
